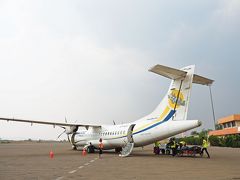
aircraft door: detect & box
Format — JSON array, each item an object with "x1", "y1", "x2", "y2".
[{"x1": 127, "y1": 124, "x2": 135, "y2": 143}]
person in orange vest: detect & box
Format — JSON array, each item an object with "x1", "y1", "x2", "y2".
[{"x1": 99, "y1": 138, "x2": 104, "y2": 158}]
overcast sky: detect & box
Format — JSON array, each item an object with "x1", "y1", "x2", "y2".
[{"x1": 0, "y1": 0, "x2": 239, "y2": 140}]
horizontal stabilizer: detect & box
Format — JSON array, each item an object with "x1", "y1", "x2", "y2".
[
  {"x1": 193, "y1": 74, "x2": 214, "y2": 86},
  {"x1": 149, "y1": 64, "x2": 214, "y2": 86},
  {"x1": 149, "y1": 64, "x2": 187, "y2": 80}
]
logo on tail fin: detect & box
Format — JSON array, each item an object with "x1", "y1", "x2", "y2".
[{"x1": 168, "y1": 90, "x2": 185, "y2": 109}]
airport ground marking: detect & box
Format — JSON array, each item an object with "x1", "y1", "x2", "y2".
[
  {"x1": 59, "y1": 157, "x2": 98, "y2": 179},
  {"x1": 55, "y1": 176, "x2": 64, "y2": 180},
  {"x1": 69, "y1": 170, "x2": 77, "y2": 174}
]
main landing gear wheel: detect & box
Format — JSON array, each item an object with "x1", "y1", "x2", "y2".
[
  {"x1": 115, "y1": 147, "x2": 122, "y2": 153},
  {"x1": 72, "y1": 145, "x2": 77, "y2": 150}
]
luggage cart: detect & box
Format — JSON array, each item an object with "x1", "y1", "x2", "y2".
[{"x1": 178, "y1": 145, "x2": 202, "y2": 157}]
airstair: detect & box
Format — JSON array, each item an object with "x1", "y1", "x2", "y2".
[
  {"x1": 120, "y1": 142, "x2": 134, "y2": 157},
  {"x1": 119, "y1": 124, "x2": 135, "y2": 157}
]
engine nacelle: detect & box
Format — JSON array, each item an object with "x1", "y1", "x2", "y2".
[{"x1": 65, "y1": 126, "x2": 78, "y2": 134}]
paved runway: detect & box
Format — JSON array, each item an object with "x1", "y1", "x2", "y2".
[{"x1": 0, "y1": 142, "x2": 239, "y2": 180}]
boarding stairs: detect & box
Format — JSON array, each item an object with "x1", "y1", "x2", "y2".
[{"x1": 119, "y1": 142, "x2": 134, "y2": 157}]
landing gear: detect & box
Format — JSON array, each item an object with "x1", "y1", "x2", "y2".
[
  {"x1": 115, "y1": 147, "x2": 122, "y2": 153},
  {"x1": 72, "y1": 145, "x2": 77, "y2": 150}
]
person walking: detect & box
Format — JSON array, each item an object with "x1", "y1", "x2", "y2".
[
  {"x1": 154, "y1": 141, "x2": 160, "y2": 155},
  {"x1": 170, "y1": 138, "x2": 177, "y2": 156},
  {"x1": 200, "y1": 137, "x2": 210, "y2": 158},
  {"x1": 98, "y1": 138, "x2": 104, "y2": 158}
]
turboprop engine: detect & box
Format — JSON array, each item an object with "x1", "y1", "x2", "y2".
[
  {"x1": 65, "y1": 126, "x2": 78, "y2": 134},
  {"x1": 57, "y1": 125, "x2": 78, "y2": 140}
]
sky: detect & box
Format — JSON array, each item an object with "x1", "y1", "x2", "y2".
[{"x1": 0, "y1": 0, "x2": 239, "y2": 140}]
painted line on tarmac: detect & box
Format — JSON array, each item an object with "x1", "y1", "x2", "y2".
[
  {"x1": 55, "y1": 176, "x2": 64, "y2": 180},
  {"x1": 69, "y1": 170, "x2": 77, "y2": 174},
  {"x1": 58, "y1": 157, "x2": 98, "y2": 179}
]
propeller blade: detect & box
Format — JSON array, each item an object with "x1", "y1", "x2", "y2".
[
  {"x1": 57, "y1": 129, "x2": 66, "y2": 139},
  {"x1": 67, "y1": 134, "x2": 71, "y2": 142}
]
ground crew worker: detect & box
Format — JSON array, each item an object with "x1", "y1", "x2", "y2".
[
  {"x1": 200, "y1": 137, "x2": 210, "y2": 158},
  {"x1": 170, "y1": 138, "x2": 177, "y2": 156},
  {"x1": 98, "y1": 138, "x2": 104, "y2": 158},
  {"x1": 154, "y1": 141, "x2": 160, "y2": 155},
  {"x1": 179, "y1": 140, "x2": 186, "y2": 149}
]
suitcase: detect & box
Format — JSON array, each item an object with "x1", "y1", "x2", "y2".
[{"x1": 154, "y1": 147, "x2": 160, "y2": 154}]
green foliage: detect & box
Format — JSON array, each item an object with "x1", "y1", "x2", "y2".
[
  {"x1": 208, "y1": 135, "x2": 240, "y2": 148},
  {"x1": 190, "y1": 131, "x2": 198, "y2": 136},
  {"x1": 208, "y1": 135, "x2": 221, "y2": 146},
  {"x1": 178, "y1": 136, "x2": 201, "y2": 145},
  {"x1": 178, "y1": 129, "x2": 240, "y2": 148}
]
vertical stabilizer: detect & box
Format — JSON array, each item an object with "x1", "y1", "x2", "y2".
[{"x1": 148, "y1": 65, "x2": 195, "y2": 121}]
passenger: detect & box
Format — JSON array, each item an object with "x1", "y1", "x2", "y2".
[
  {"x1": 98, "y1": 138, "x2": 104, "y2": 158},
  {"x1": 181, "y1": 143, "x2": 188, "y2": 150},
  {"x1": 179, "y1": 140, "x2": 186, "y2": 149},
  {"x1": 88, "y1": 142, "x2": 94, "y2": 153},
  {"x1": 200, "y1": 137, "x2": 210, "y2": 158},
  {"x1": 154, "y1": 141, "x2": 160, "y2": 155},
  {"x1": 170, "y1": 138, "x2": 177, "y2": 156}
]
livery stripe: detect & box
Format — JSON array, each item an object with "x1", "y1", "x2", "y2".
[
  {"x1": 157, "y1": 106, "x2": 170, "y2": 121},
  {"x1": 101, "y1": 107, "x2": 175, "y2": 140},
  {"x1": 132, "y1": 109, "x2": 175, "y2": 135},
  {"x1": 91, "y1": 109, "x2": 175, "y2": 141},
  {"x1": 133, "y1": 106, "x2": 170, "y2": 133}
]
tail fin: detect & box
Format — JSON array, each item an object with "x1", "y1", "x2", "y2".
[{"x1": 148, "y1": 64, "x2": 213, "y2": 121}]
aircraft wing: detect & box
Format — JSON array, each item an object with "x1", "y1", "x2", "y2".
[{"x1": 0, "y1": 117, "x2": 101, "y2": 128}]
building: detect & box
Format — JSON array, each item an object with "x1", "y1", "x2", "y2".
[{"x1": 209, "y1": 114, "x2": 240, "y2": 136}]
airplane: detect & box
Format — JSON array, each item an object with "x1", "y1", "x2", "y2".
[{"x1": 0, "y1": 64, "x2": 213, "y2": 157}]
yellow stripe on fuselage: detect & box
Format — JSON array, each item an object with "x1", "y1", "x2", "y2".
[{"x1": 133, "y1": 106, "x2": 170, "y2": 133}]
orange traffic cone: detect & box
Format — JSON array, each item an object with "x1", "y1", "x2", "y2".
[
  {"x1": 49, "y1": 150, "x2": 54, "y2": 159},
  {"x1": 82, "y1": 148, "x2": 87, "y2": 156}
]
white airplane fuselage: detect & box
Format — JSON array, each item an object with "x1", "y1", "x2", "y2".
[
  {"x1": 70, "y1": 64, "x2": 205, "y2": 150},
  {"x1": 73, "y1": 118, "x2": 201, "y2": 150},
  {"x1": 0, "y1": 64, "x2": 213, "y2": 155}
]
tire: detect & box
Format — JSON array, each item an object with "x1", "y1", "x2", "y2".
[
  {"x1": 161, "y1": 149, "x2": 165, "y2": 154},
  {"x1": 166, "y1": 150, "x2": 170, "y2": 155},
  {"x1": 115, "y1": 147, "x2": 122, "y2": 153}
]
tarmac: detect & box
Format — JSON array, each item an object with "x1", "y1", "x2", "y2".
[{"x1": 0, "y1": 141, "x2": 240, "y2": 180}]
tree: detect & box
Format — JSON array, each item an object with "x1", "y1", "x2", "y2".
[{"x1": 190, "y1": 131, "x2": 198, "y2": 136}]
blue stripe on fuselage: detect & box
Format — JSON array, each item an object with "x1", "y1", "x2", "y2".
[{"x1": 132, "y1": 110, "x2": 175, "y2": 136}]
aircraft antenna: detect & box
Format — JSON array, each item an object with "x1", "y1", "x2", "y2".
[
  {"x1": 172, "y1": 80, "x2": 183, "y2": 120},
  {"x1": 209, "y1": 85, "x2": 216, "y2": 130}
]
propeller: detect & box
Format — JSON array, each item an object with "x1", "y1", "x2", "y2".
[{"x1": 57, "y1": 117, "x2": 71, "y2": 142}]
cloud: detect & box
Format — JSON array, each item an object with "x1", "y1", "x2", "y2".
[{"x1": 0, "y1": 0, "x2": 240, "y2": 139}]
